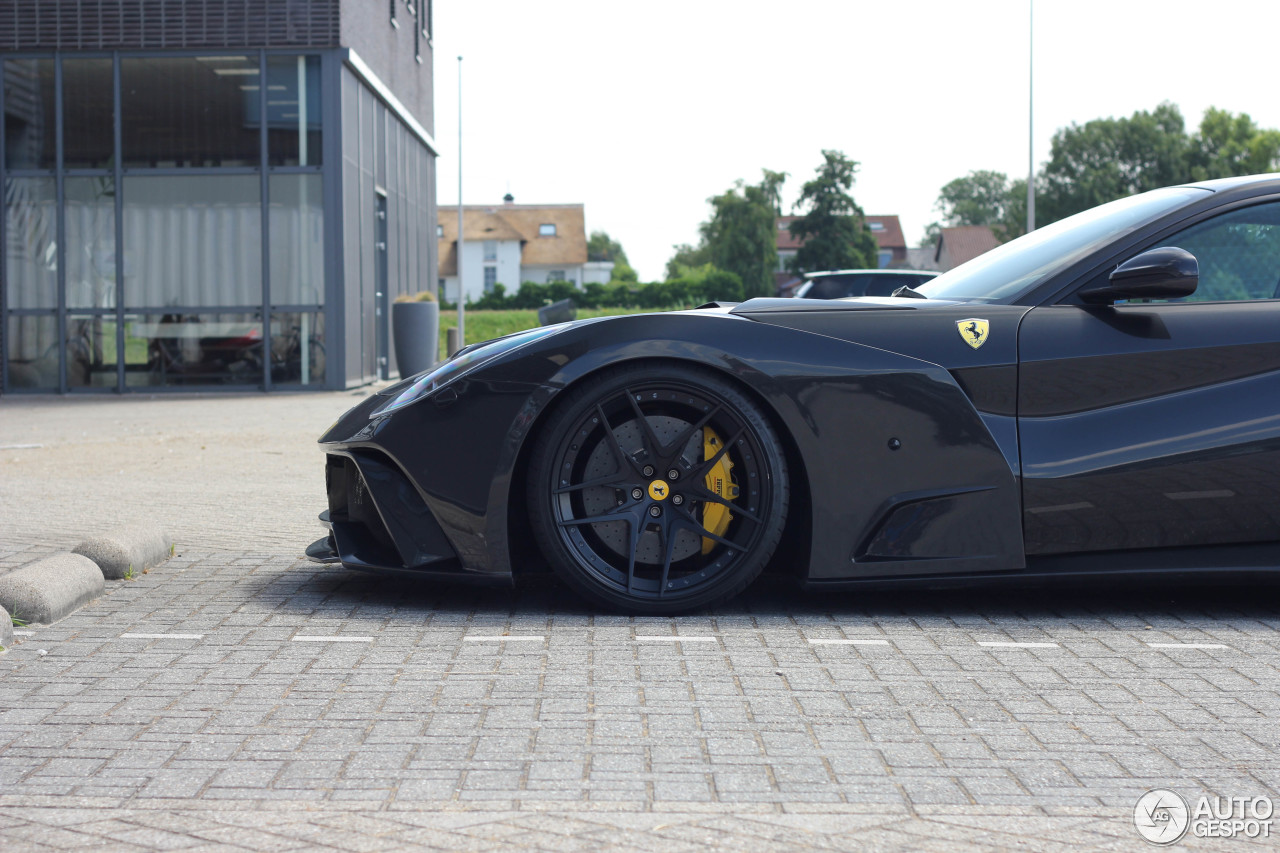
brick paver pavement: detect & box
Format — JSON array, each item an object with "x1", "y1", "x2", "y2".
[{"x1": 2, "y1": 392, "x2": 1279, "y2": 850}]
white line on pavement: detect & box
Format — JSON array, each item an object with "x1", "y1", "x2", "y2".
[
  {"x1": 462, "y1": 636, "x2": 546, "y2": 642},
  {"x1": 120, "y1": 633, "x2": 205, "y2": 640},
  {"x1": 634, "y1": 636, "x2": 718, "y2": 642},
  {"x1": 292, "y1": 636, "x2": 374, "y2": 642},
  {"x1": 978, "y1": 641, "x2": 1060, "y2": 648},
  {"x1": 1146, "y1": 642, "x2": 1229, "y2": 649},
  {"x1": 808, "y1": 638, "x2": 891, "y2": 645},
  {"x1": 12, "y1": 630, "x2": 35, "y2": 636}
]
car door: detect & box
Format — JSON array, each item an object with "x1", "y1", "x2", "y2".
[{"x1": 1018, "y1": 198, "x2": 1280, "y2": 555}]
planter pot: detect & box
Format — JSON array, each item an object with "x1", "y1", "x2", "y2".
[{"x1": 392, "y1": 300, "x2": 440, "y2": 378}]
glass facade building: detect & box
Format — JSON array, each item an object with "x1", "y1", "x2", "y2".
[{"x1": 1, "y1": 2, "x2": 437, "y2": 392}]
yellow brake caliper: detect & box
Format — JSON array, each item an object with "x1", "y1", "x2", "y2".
[{"x1": 701, "y1": 427, "x2": 740, "y2": 554}]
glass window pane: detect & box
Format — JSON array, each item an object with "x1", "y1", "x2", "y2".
[
  {"x1": 3, "y1": 58, "x2": 55, "y2": 170},
  {"x1": 67, "y1": 314, "x2": 119, "y2": 389},
  {"x1": 65, "y1": 177, "x2": 117, "y2": 309},
  {"x1": 266, "y1": 55, "x2": 322, "y2": 166},
  {"x1": 62, "y1": 58, "x2": 115, "y2": 169},
  {"x1": 5, "y1": 313, "x2": 58, "y2": 389},
  {"x1": 121, "y1": 56, "x2": 261, "y2": 168},
  {"x1": 123, "y1": 175, "x2": 262, "y2": 307},
  {"x1": 5, "y1": 176, "x2": 58, "y2": 309},
  {"x1": 268, "y1": 174, "x2": 324, "y2": 305},
  {"x1": 1152, "y1": 202, "x2": 1280, "y2": 302},
  {"x1": 123, "y1": 311, "x2": 263, "y2": 387},
  {"x1": 269, "y1": 310, "x2": 325, "y2": 385}
]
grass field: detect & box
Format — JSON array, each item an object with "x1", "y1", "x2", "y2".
[{"x1": 436, "y1": 307, "x2": 659, "y2": 363}]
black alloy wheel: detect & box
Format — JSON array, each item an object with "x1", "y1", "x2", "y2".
[{"x1": 528, "y1": 364, "x2": 788, "y2": 613}]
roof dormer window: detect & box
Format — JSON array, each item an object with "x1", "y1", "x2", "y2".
[{"x1": 539, "y1": 223, "x2": 556, "y2": 236}]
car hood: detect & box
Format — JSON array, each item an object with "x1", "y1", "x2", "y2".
[
  {"x1": 727, "y1": 296, "x2": 959, "y2": 315},
  {"x1": 722, "y1": 296, "x2": 1029, "y2": 371}
]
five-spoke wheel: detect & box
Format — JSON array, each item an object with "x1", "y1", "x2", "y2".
[{"x1": 529, "y1": 365, "x2": 788, "y2": 613}]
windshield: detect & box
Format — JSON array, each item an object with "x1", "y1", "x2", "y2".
[{"x1": 916, "y1": 187, "x2": 1210, "y2": 302}]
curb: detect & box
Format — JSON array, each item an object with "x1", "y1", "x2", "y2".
[
  {"x1": 0, "y1": 525, "x2": 174, "y2": 633},
  {"x1": 0, "y1": 554, "x2": 104, "y2": 625},
  {"x1": 73, "y1": 525, "x2": 174, "y2": 581}
]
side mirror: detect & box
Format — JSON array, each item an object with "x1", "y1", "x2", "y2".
[{"x1": 1079, "y1": 247, "x2": 1198, "y2": 304}]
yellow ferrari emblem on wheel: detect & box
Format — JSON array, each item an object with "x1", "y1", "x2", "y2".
[
  {"x1": 648, "y1": 480, "x2": 670, "y2": 501},
  {"x1": 957, "y1": 318, "x2": 990, "y2": 349}
]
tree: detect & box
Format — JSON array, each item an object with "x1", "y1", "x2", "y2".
[
  {"x1": 788, "y1": 150, "x2": 877, "y2": 273},
  {"x1": 933, "y1": 103, "x2": 1280, "y2": 239},
  {"x1": 696, "y1": 169, "x2": 787, "y2": 299},
  {"x1": 664, "y1": 243, "x2": 712, "y2": 281},
  {"x1": 929, "y1": 170, "x2": 1027, "y2": 243},
  {"x1": 587, "y1": 230, "x2": 637, "y2": 282},
  {"x1": 935, "y1": 170, "x2": 1011, "y2": 227},
  {"x1": 1037, "y1": 102, "x2": 1190, "y2": 225},
  {"x1": 1189, "y1": 107, "x2": 1280, "y2": 181}
]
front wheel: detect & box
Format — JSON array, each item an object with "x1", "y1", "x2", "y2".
[{"x1": 528, "y1": 364, "x2": 789, "y2": 614}]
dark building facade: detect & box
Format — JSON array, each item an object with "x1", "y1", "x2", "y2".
[{"x1": 0, "y1": 0, "x2": 437, "y2": 392}]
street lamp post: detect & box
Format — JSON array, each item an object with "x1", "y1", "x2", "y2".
[
  {"x1": 1027, "y1": 0, "x2": 1036, "y2": 234},
  {"x1": 456, "y1": 55, "x2": 465, "y2": 350}
]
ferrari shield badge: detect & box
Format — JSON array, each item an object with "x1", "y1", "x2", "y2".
[{"x1": 957, "y1": 318, "x2": 990, "y2": 350}]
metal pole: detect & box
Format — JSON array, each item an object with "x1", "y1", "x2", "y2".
[
  {"x1": 1026, "y1": 0, "x2": 1035, "y2": 234},
  {"x1": 455, "y1": 55, "x2": 464, "y2": 351},
  {"x1": 297, "y1": 55, "x2": 310, "y2": 384}
]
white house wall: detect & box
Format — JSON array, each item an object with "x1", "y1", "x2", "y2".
[{"x1": 448, "y1": 242, "x2": 585, "y2": 302}]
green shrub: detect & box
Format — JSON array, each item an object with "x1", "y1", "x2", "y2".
[{"x1": 441, "y1": 269, "x2": 745, "y2": 313}]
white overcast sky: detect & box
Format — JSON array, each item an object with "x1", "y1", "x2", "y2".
[{"x1": 430, "y1": 0, "x2": 1280, "y2": 281}]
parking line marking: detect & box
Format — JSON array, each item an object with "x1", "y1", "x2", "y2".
[
  {"x1": 120, "y1": 633, "x2": 204, "y2": 640},
  {"x1": 635, "y1": 636, "x2": 718, "y2": 642},
  {"x1": 978, "y1": 641, "x2": 1060, "y2": 648},
  {"x1": 12, "y1": 630, "x2": 35, "y2": 637},
  {"x1": 809, "y1": 638, "x2": 891, "y2": 646},
  {"x1": 1147, "y1": 642, "x2": 1229, "y2": 649},
  {"x1": 462, "y1": 636, "x2": 545, "y2": 642},
  {"x1": 292, "y1": 636, "x2": 373, "y2": 643}
]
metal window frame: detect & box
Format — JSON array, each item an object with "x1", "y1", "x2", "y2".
[
  {"x1": 112, "y1": 52, "x2": 125, "y2": 390},
  {"x1": 54, "y1": 55, "x2": 67, "y2": 390},
  {"x1": 2, "y1": 56, "x2": 8, "y2": 392},
  {"x1": 320, "y1": 48, "x2": 343, "y2": 389},
  {"x1": 2, "y1": 48, "x2": 339, "y2": 394},
  {"x1": 259, "y1": 49, "x2": 271, "y2": 390}
]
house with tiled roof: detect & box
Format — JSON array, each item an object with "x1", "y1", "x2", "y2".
[
  {"x1": 934, "y1": 225, "x2": 1001, "y2": 271},
  {"x1": 774, "y1": 214, "x2": 910, "y2": 293},
  {"x1": 438, "y1": 196, "x2": 610, "y2": 302},
  {"x1": 775, "y1": 214, "x2": 908, "y2": 270}
]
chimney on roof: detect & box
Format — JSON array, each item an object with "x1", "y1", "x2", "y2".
[{"x1": 503, "y1": 193, "x2": 514, "y2": 205}]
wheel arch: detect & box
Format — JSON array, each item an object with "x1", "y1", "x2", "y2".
[{"x1": 505, "y1": 354, "x2": 812, "y2": 580}]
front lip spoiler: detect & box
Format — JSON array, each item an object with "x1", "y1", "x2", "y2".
[
  {"x1": 305, "y1": 535, "x2": 342, "y2": 564},
  {"x1": 304, "y1": 534, "x2": 512, "y2": 585}
]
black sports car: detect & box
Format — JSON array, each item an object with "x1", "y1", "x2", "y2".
[{"x1": 311, "y1": 175, "x2": 1280, "y2": 613}]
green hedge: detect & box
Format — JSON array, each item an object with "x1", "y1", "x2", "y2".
[{"x1": 442, "y1": 270, "x2": 745, "y2": 312}]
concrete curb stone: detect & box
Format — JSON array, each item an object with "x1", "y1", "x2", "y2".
[
  {"x1": 74, "y1": 525, "x2": 173, "y2": 580},
  {"x1": 0, "y1": 554, "x2": 104, "y2": 625},
  {"x1": 0, "y1": 604, "x2": 11, "y2": 648}
]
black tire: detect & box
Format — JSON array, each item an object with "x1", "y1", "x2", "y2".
[{"x1": 528, "y1": 363, "x2": 789, "y2": 614}]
